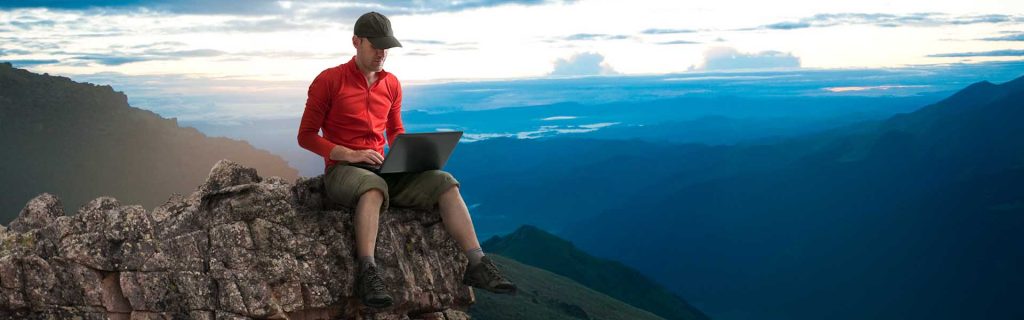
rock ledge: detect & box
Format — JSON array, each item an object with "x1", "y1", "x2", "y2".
[{"x1": 0, "y1": 160, "x2": 473, "y2": 319}]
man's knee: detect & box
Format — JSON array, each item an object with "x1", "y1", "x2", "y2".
[
  {"x1": 428, "y1": 170, "x2": 460, "y2": 204},
  {"x1": 356, "y1": 174, "x2": 388, "y2": 203},
  {"x1": 440, "y1": 183, "x2": 459, "y2": 198},
  {"x1": 361, "y1": 188, "x2": 386, "y2": 202},
  {"x1": 324, "y1": 166, "x2": 389, "y2": 208},
  {"x1": 426, "y1": 170, "x2": 458, "y2": 185}
]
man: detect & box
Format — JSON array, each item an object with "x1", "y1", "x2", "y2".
[{"x1": 297, "y1": 12, "x2": 516, "y2": 309}]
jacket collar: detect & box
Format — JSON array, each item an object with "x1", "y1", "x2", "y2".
[{"x1": 343, "y1": 55, "x2": 389, "y2": 88}]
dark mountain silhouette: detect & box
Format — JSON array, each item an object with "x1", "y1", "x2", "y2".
[
  {"x1": 563, "y1": 75, "x2": 1024, "y2": 320},
  {"x1": 0, "y1": 62, "x2": 298, "y2": 223},
  {"x1": 439, "y1": 74, "x2": 1024, "y2": 319},
  {"x1": 482, "y1": 225, "x2": 709, "y2": 320}
]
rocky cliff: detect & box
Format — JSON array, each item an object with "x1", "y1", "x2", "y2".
[{"x1": 0, "y1": 160, "x2": 473, "y2": 319}]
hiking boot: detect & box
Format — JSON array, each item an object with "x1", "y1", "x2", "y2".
[
  {"x1": 356, "y1": 263, "x2": 393, "y2": 308},
  {"x1": 463, "y1": 256, "x2": 517, "y2": 294}
]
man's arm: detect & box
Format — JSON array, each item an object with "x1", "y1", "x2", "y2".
[
  {"x1": 386, "y1": 77, "x2": 405, "y2": 147},
  {"x1": 297, "y1": 70, "x2": 340, "y2": 159}
]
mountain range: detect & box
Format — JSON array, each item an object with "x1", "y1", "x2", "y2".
[
  {"x1": 442, "y1": 74, "x2": 1024, "y2": 319},
  {"x1": 5, "y1": 60, "x2": 1021, "y2": 319},
  {"x1": 0, "y1": 62, "x2": 298, "y2": 223}
]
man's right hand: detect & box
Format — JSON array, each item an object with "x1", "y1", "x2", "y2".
[{"x1": 330, "y1": 145, "x2": 384, "y2": 165}]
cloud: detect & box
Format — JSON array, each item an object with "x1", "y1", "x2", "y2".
[
  {"x1": 403, "y1": 51, "x2": 434, "y2": 56},
  {"x1": 71, "y1": 54, "x2": 151, "y2": 66},
  {"x1": 980, "y1": 32, "x2": 1024, "y2": 41},
  {"x1": 142, "y1": 49, "x2": 226, "y2": 57},
  {"x1": 174, "y1": 18, "x2": 327, "y2": 33},
  {"x1": 306, "y1": 0, "x2": 578, "y2": 22},
  {"x1": 458, "y1": 122, "x2": 620, "y2": 142},
  {"x1": 0, "y1": 1, "x2": 306, "y2": 15},
  {"x1": 927, "y1": 49, "x2": 1024, "y2": 57},
  {"x1": 657, "y1": 40, "x2": 700, "y2": 45},
  {"x1": 692, "y1": 46, "x2": 800, "y2": 71},
  {"x1": 404, "y1": 39, "x2": 448, "y2": 45},
  {"x1": 65, "y1": 71, "x2": 309, "y2": 122},
  {"x1": 0, "y1": 0, "x2": 573, "y2": 16},
  {"x1": 9, "y1": 19, "x2": 56, "y2": 30},
  {"x1": 70, "y1": 49, "x2": 228, "y2": 65},
  {"x1": 548, "y1": 52, "x2": 618, "y2": 76},
  {"x1": 563, "y1": 33, "x2": 630, "y2": 41},
  {"x1": 753, "y1": 13, "x2": 1024, "y2": 30},
  {"x1": 822, "y1": 85, "x2": 930, "y2": 93},
  {"x1": 400, "y1": 40, "x2": 478, "y2": 55},
  {"x1": 641, "y1": 28, "x2": 697, "y2": 34},
  {"x1": 950, "y1": 14, "x2": 1014, "y2": 24},
  {"x1": 764, "y1": 21, "x2": 811, "y2": 30},
  {"x1": 0, "y1": 48, "x2": 31, "y2": 55},
  {"x1": 3, "y1": 59, "x2": 61, "y2": 66},
  {"x1": 129, "y1": 41, "x2": 188, "y2": 49},
  {"x1": 541, "y1": 116, "x2": 576, "y2": 121}
]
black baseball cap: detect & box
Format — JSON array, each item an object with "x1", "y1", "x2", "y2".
[{"x1": 354, "y1": 12, "x2": 402, "y2": 49}]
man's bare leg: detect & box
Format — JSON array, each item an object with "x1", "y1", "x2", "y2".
[
  {"x1": 353, "y1": 188, "x2": 393, "y2": 308},
  {"x1": 439, "y1": 185, "x2": 517, "y2": 294},
  {"x1": 437, "y1": 185, "x2": 482, "y2": 253},
  {"x1": 354, "y1": 189, "x2": 385, "y2": 261}
]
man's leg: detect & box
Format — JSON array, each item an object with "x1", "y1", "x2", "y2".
[
  {"x1": 353, "y1": 187, "x2": 393, "y2": 308},
  {"x1": 437, "y1": 185, "x2": 483, "y2": 256},
  {"x1": 354, "y1": 188, "x2": 385, "y2": 263},
  {"x1": 430, "y1": 178, "x2": 516, "y2": 295},
  {"x1": 322, "y1": 164, "x2": 393, "y2": 308},
  {"x1": 386, "y1": 169, "x2": 516, "y2": 294}
]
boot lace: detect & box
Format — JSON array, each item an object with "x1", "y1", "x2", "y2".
[
  {"x1": 365, "y1": 267, "x2": 386, "y2": 292},
  {"x1": 482, "y1": 259, "x2": 506, "y2": 282}
]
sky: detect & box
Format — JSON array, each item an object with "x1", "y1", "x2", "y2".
[{"x1": 2, "y1": 0, "x2": 1024, "y2": 121}]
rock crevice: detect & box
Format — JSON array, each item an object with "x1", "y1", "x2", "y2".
[{"x1": 0, "y1": 160, "x2": 473, "y2": 319}]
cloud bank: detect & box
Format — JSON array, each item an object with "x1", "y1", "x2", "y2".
[
  {"x1": 549, "y1": 52, "x2": 618, "y2": 76},
  {"x1": 692, "y1": 46, "x2": 800, "y2": 71}
]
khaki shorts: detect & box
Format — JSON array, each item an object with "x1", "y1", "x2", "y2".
[{"x1": 323, "y1": 162, "x2": 461, "y2": 213}]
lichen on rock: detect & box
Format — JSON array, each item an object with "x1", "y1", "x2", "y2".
[{"x1": 0, "y1": 159, "x2": 474, "y2": 319}]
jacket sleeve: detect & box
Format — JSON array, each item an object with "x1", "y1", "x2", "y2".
[
  {"x1": 386, "y1": 76, "x2": 406, "y2": 148},
  {"x1": 297, "y1": 69, "x2": 337, "y2": 159}
]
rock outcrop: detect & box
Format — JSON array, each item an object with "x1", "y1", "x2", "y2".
[{"x1": 0, "y1": 160, "x2": 473, "y2": 319}]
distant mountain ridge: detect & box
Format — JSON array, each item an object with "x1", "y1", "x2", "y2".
[
  {"x1": 0, "y1": 62, "x2": 298, "y2": 222},
  {"x1": 434, "y1": 73, "x2": 1024, "y2": 319},
  {"x1": 564, "y1": 74, "x2": 1024, "y2": 320},
  {"x1": 483, "y1": 225, "x2": 709, "y2": 320}
]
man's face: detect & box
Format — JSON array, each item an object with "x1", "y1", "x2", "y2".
[{"x1": 353, "y1": 36, "x2": 388, "y2": 72}]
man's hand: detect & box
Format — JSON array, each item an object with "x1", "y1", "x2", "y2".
[{"x1": 330, "y1": 145, "x2": 384, "y2": 165}]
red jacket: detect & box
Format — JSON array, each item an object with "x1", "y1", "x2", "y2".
[{"x1": 298, "y1": 56, "x2": 405, "y2": 173}]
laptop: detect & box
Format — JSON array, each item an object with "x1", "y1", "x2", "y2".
[{"x1": 347, "y1": 131, "x2": 463, "y2": 174}]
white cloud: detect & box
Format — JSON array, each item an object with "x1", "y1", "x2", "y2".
[
  {"x1": 541, "y1": 116, "x2": 577, "y2": 121},
  {"x1": 549, "y1": 52, "x2": 618, "y2": 76},
  {"x1": 691, "y1": 46, "x2": 800, "y2": 71},
  {"x1": 3, "y1": 0, "x2": 1024, "y2": 82}
]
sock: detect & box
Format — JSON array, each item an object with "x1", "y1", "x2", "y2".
[
  {"x1": 359, "y1": 255, "x2": 376, "y2": 269},
  {"x1": 466, "y1": 247, "x2": 485, "y2": 266}
]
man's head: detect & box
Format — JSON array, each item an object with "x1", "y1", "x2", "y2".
[{"x1": 352, "y1": 12, "x2": 401, "y2": 73}]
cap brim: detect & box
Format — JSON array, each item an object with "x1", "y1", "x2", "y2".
[{"x1": 368, "y1": 36, "x2": 402, "y2": 49}]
